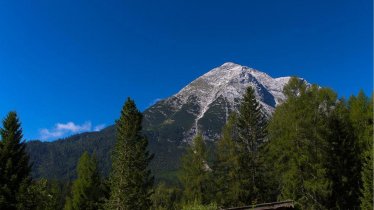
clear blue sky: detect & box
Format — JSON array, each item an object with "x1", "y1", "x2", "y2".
[{"x1": 0, "y1": 0, "x2": 372, "y2": 141}]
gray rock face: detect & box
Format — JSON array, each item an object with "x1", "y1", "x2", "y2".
[{"x1": 143, "y1": 62, "x2": 291, "y2": 144}]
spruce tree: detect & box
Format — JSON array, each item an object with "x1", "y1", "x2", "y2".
[
  {"x1": 213, "y1": 113, "x2": 242, "y2": 207},
  {"x1": 236, "y1": 86, "x2": 268, "y2": 204},
  {"x1": 64, "y1": 152, "x2": 103, "y2": 210},
  {"x1": 106, "y1": 98, "x2": 154, "y2": 210},
  {"x1": 179, "y1": 134, "x2": 212, "y2": 205},
  {"x1": 0, "y1": 112, "x2": 31, "y2": 210}
]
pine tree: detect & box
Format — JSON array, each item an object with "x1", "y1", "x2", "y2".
[
  {"x1": 64, "y1": 152, "x2": 104, "y2": 210},
  {"x1": 179, "y1": 134, "x2": 212, "y2": 205},
  {"x1": 0, "y1": 112, "x2": 31, "y2": 210},
  {"x1": 213, "y1": 114, "x2": 241, "y2": 207},
  {"x1": 106, "y1": 98, "x2": 154, "y2": 210},
  {"x1": 235, "y1": 86, "x2": 268, "y2": 204}
]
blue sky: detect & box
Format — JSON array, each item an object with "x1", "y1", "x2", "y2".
[{"x1": 0, "y1": 0, "x2": 372, "y2": 141}]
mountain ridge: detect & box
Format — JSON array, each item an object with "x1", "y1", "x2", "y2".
[
  {"x1": 143, "y1": 62, "x2": 291, "y2": 142},
  {"x1": 26, "y1": 62, "x2": 299, "y2": 181}
]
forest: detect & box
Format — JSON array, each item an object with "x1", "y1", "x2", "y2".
[{"x1": 0, "y1": 77, "x2": 372, "y2": 210}]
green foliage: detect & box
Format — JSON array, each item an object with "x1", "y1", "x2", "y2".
[
  {"x1": 235, "y1": 86, "x2": 270, "y2": 204},
  {"x1": 283, "y1": 77, "x2": 307, "y2": 98},
  {"x1": 213, "y1": 87, "x2": 277, "y2": 207},
  {"x1": 179, "y1": 134, "x2": 212, "y2": 205},
  {"x1": 64, "y1": 152, "x2": 106, "y2": 210},
  {"x1": 26, "y1": 126, "x2": 183, "y2": 185},
  {"x1": 265, "y1": 78, "x2": 367, "y2": 209},
  {"x1": 55, "y1": 180, "x2": 74, "y2": 210},
  {"x1": 26, "y1": 126, "x2": 116, "y2": 181},
  {"x1": 349, "y1": 90, "x2": 372, "y2": 151},
  {"x1": 17, "y1": 79, "x2": 372, "y2": 209},
  {"x1": 106, "y1": 98, "x2": 154, "y2": 210},
  {"x1": 181, "y1": 201, "x2": 217, "y2": 210},
  {"x1": 213, "y1": 113, "x2": 241, "y2": 207},
  {"x1": 360, "y1": 146, "x2": 373, "y2": 210},
  {"x1": 151, "y1": 182, "x2": 182, "y2": 210},
  {"x1": 348, "y1": 91, "x2": 374, "y2": 209},
  {"x1": 267, "y1": 82, "x2": 337, "y2": 209},
  {"x1": 211, "y1": 87, "x2": 276, "y2": 209},
  {"x1": 324, "y1": 100, "x2": 361, "y2": 209},
  {"x1": 20, "y1": 179, "x2": 61, "y2": 210},
  {"x1": 0, "y1": 112, "x2": 32, "y2": 210}
]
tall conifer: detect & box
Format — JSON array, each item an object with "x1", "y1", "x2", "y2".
[
  {"x1": 0, "y1": 112, "x2": 31, "y2": 210},
  {"x1": 106, "y1": 98, "x2": 154, "y2": 210},
  {"x1": 236, "y1": 86, "x2": 268, "y2": 204},
  {"x1": 213, "y1": 113, "x2": 241, "y2": 207}
]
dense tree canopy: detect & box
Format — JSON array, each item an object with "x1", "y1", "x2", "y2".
[
  {"x1": 348, "y1": 91, "x2": 374, "y2": 209},
  {"x1": 64, "y1": 152, "x2": 105, "y2": 210},
  {"x1": 1, "y1": 80, "x2": 370, "y2": 210},
  {"x1": 264, "y1": 77, "x2": 368, "y2": 209}
]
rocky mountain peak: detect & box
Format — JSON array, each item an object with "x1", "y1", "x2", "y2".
[{"x1": 144, "y1": 63, "x2": 293, "y2": 143}]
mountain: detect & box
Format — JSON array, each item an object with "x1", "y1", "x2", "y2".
[
  {"x1": 143, "y1": 62, "x2": 290, "y2": 144},
  {"x1": 26, "y1": 62, "x2": 295, "y2": 182}
]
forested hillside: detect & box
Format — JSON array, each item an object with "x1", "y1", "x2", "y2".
[{"x1": 2, "y1": 77, "x2": 373, "y2": 209}]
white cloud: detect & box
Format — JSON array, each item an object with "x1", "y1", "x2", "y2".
[
  {"x1": 39, "y1": 121, "x2": 104, "y2": 141},
  {"x1": 94, "y1": 124, "x2": 106, "y2": 131},
  {"x1": 39, "y1": 128, "x2": 64, "y2": 140},
  {"x1": 56, "y1": 121, "x2": 91, "y2": 133}
]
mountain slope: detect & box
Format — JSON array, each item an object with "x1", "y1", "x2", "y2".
[
  {"x1": 26, "y1": 62, "x2": 295, "y2": 182},
  {"x1": 143, "y1": 62, "x2": 290, "y2": 143}
]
